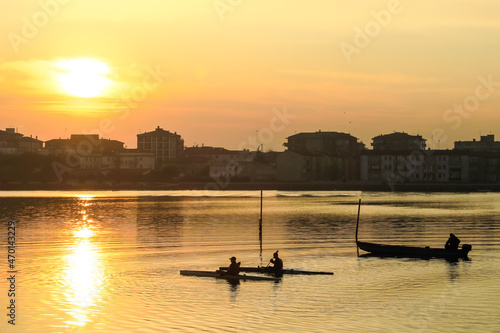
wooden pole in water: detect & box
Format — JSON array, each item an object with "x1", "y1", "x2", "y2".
[
  {"x1": 355, "y1": 199, "x2": 361, "y2": 246},
  {"x1": 260, "y1": 190, "x2": 263, "y2": 223},
  {"x1": 259, "y1": 190, "x2": 263, "y2": 260}
]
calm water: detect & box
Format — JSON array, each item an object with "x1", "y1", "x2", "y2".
[{"x1": 1, "y1": 191, "x2": 500, "y2": 332}]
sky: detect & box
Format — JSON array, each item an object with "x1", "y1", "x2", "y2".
[{"x1": 1, "y1": 0, "x2": 500, "y2": 151}]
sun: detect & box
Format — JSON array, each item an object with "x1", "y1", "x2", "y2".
[{"x1": 56, "y1": 58, "x2": 112, "y2": 98}]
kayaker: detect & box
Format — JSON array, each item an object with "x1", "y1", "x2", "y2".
[
  {"x1": 445, "y1": 233, "x2": 460, "y2": 250},
  {"x1": 269, "y1": 250, "x2": 283, "y2": 272},
  {"x1": 226, "y1": 256, "x2": 241, "y2": 275}
]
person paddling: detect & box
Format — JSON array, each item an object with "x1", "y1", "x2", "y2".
[
  {"x1": 226, "y1": 256, "x2": 241, "y2": 275},
  {"x1": 269, "y1": 250, "x2": 283, "y2": 273}
]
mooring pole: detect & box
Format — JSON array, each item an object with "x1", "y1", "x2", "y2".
[
  {"x1": 355, "y1": 199, "x2": 361, "y2": 245},
  {"x1": 259, "y1": 190, "x2": 263, "y2": 261}
]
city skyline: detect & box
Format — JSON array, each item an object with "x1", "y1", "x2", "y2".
[
  {"x1": 3, "y1": 124, "x2": 497, "y2": 153},
  {"x1": 1, "y1": 1, "x2": 500, "y2": 151}
]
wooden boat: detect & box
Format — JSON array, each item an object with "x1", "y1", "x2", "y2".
[
  {"x1": 355, "y1": 199, "x2": 472, "y2": 259},
  {"x1": 356, "y1": 241, "x2": 471, "y2": 258},
  {"x1": 219, "y1": 266, "x2": 334, "y2": 275},
  {"x1": 179, "y1": 270, "x2": 281, "y2": 281}
]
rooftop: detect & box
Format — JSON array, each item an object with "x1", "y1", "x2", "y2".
[{"x1": 137, "y1": 126, "x2": 181, "y2": 137}]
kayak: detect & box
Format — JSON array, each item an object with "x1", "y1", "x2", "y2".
[
  {"x1": 179, "y1": 270, "x2": 281, "y2": 281},
  {"x1": 219, "y1": 266, "x2": 334, "y2": 275}
]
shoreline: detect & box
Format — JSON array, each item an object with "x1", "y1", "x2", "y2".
[{"x1": 0, "y1": 181, "x2": 499, "y2": 192}]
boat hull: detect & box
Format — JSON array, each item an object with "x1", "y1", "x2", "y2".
[
  {"x1": 179, "y1": 270, "x2": 280, "y2": 281},
  {"x1": 219, "y1": 266, "x2": 334, "y2": 275},
  {"x1": 357, "y1": 241, "x2": 471, "y2": 258}
]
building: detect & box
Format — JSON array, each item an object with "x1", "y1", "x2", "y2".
[
  {"x1": 454, "y1": 135, "x2": 500, "y2": 182},
  {"x1": 0, "y1": 128, "x2": 43, "y2": 154},
  {"x1": 360, "y1": 150, "x2": 470, "y2": 183},
  {"x1": 178, "y1": 146, "x2": 275, "y2": 181},
  {"x1": 277, "y1": 151, "x2": 358, "y2": 182},
  {"x1": 361, "y1": 132, "x2": 449, "y2": 183},
  {"x1": 98, "y1": 150, "x2": 155, "y2": 173},
  {"x1": 454, "y1": 134, "x2": 500, "y2": 152},
  {"x1": 137, "y1": 126, "x2": 184, "y2": 166},
  {"x1": 116, "y1": 150, "x2": 155, "y2": 170},
  {"x1": 372, "y1": 132, "x2": 426, "y2": 151},
  {"x1": 44, "y1": 134, "x2": 124, "y2": 156},
  {"x1": 276, "y1": 150, "x2": 318, "y2": 182},
  {"x1": 281, "y1": 131, "x2": 364, "y2": 181},
  {"x1": 361, "y1": 132, "x2": 500, "y2": 184},
  {"x1": 43, "y1": 134, "x2": 155, "y2": 174},
  {"x1": 285, "y1": 131, "x2": 364, "y2": 155},
  {"x1": 467, "y1": 153, "x2": 500, "y2": 183}
]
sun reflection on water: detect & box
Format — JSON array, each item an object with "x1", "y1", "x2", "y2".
[{"x1": 63, "y1": 200, "x2": 104, "y2": 327}]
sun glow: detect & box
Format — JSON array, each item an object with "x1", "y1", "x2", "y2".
[{"x1": 56, "y1": 58, "x2": 111, "y2": 97}]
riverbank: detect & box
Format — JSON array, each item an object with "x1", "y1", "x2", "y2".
[{"x1": 0, "y1": 181, "x2": 499, "y2": 192}]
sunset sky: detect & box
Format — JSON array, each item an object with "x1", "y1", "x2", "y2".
[{"x1": 1, "y1": 0, "x2": 500, "y2": 150}]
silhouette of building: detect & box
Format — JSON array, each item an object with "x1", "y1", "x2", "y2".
[
  {"x1": 360, "y1": 149, "x2": 470, "y2": 183},
  {"x1": 279, "y1": 131, "x2": 364, "y2": 181},
  {"x1": 454, "y1": 134, "x2": 500, "y2": 152},
  {"x1": 0, "y1": 128, "x2": 43, "y2": 154},
  {"x1": 44, "y1": 134, "x2": 124, "y2": 156},
  {"x1": 285, "y1": 131, "x2": 364, "y2": 155},
  {"x1": 276, "y1": 150, "x2": 318, "y2": 182},
  {"x1": 178, "y1": 146, "x2": 275, "y2": 181},
  {"x1": 43, "y1": 134, "x2": 155, "y2": 174},
  {"x1": 137, "y1": 126, "x2": 184, "y2": 166},
  {"x1": 372, "y1": 132, "x2": 426, "y2": 151},
  {"x1": 454, "y1": 135, "x2": 500, "y2": 182},
  {"x1": 362, "y1": 132, "x2": 437, "y2": 183},
  {"x1": 100, "y1": 149, "x2": 155, "y2": 172},
  {"x1": 359, "y1": 131, "x2": 500, "y2": 183}
]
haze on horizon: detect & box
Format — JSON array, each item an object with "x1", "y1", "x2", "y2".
[{"x1": 1, "y1": 0, "x2": 500, "y2": 151}]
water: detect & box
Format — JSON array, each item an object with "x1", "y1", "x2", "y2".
[{"x1": 1, "y1": 191, "x2": 499, "y2": 332}]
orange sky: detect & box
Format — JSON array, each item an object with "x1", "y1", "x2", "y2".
[{"x1": 1, "y1": 0, "x2": 500, "y2": 150}]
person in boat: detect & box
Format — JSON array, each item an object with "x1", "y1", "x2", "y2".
[
  {"x1": 226, "y1": 256, "x2": 241, "y2": 275},
  {"x1": 445, "y1": 233, "x2": 460, "y2": 250},
  {"x1": 269, "y1": 250, "x2": 283, "y2": 273}
]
